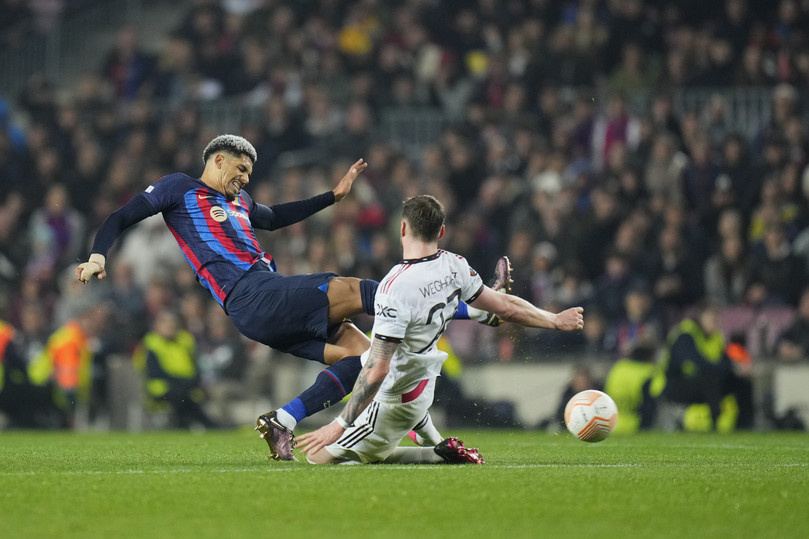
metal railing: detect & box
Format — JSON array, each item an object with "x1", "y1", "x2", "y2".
[
  {"x1": 671, "y1": 87, "x2": 788, "y2": 139},
  {"x1": 164, "y1": 87, "x2": 780, "y2": 156},
  {"x1": 0, "y1": 0, "x2": 152, "y2": 99}
]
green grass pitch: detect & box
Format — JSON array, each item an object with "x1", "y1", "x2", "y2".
[{"x1": 1, "y1": 430, "x2": 807, "y2": 538}]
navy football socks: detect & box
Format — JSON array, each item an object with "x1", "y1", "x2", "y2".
[{"x1": 280, "y1": 355, "x2": 362, "y2": 425}]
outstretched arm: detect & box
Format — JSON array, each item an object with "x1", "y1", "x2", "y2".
[
  {"x1": 76, "y1": 195, "x2": 157, "y2": 283},
  {"x1": 250, "y1": 158, "x2": 367, "y2": 230},
  {"x1": 469, "y1": 286, "x2": 584, "y2": 331},
  {"x1": 297, "y1": 335, "x2": 396, "y2": 457}
]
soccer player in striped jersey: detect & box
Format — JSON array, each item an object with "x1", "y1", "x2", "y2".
[
  {"x1": 76, "y1": 135, "x2": 505, "y2": 460},
  {"x1": 297, "y1": 195, "x2": 584, "y2": 465}
]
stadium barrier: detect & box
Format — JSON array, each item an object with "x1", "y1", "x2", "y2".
[{"x1": 100, "y1": 353, "x2": 808, "y2": 432}]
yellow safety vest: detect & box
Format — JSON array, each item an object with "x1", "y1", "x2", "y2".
[
  {"x1": 660, "y1": 318, "x2": 725, "y2": 378},
  {"x1": 604, "y1": 358, "x2": 658, "y2": 434},
  {"x1": 437, "y1": 335, "x2": 462, "y2": 379},
  {"x1": 133, "y1": 330, "x2": 197, "y2": 399},
  {"x1": 659, "y1": 318, "x2": 737, "y2": 431},
  {"x1": 29, "y1": 321, "x2": 92, "y2": 404}
]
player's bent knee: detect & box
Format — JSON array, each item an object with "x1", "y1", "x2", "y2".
[
  {"x1": 327, "y1": 322, "x2": 371, "y2": 360},
  {"x1": 340, "y1": 327, "x2": 371, "y2": 354}
]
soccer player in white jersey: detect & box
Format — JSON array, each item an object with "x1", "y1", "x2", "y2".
[{"x1": 297, "y1": 195, "x2": 585, "y2": 465}]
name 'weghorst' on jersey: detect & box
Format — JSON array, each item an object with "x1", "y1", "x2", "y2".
[{"x1": 418, "y1": 272, "x2": 459, "y2": 298}]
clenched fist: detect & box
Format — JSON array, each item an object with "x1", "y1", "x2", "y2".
[{"x1": 76, "y1": 254, "x2": 107, "y2": 283}]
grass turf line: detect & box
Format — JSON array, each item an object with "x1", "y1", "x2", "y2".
[{"x1": 0, "y1": 430, "x2": 807, "y2": 538}]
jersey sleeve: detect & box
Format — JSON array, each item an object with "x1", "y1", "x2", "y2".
[
  {"x1": 247, "y1": 191, "x2": 336, "y2": 231},
  {"x1": 459, "y1": 257, "x2": 485, "y2": 303},
  {"x1": 90, "y1": 194, "x2": 158, "y2": 256},
  {"x1": 140, "y1": 175, "x2": 185, "y2": 212},
  {"x1": 371, "y1": 285, "x2": 411, "y2": 343},
  {"x1": 90, "y1": 175, "x2": 185, "y2": 256}
]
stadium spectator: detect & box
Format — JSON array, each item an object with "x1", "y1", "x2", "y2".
[
  {"x1": 603, "y1": 333, "x2": 661, "y2": 434},
  {"x1": 0, "y1": 319, "x2": 27, "y2": 427},
  {"x1": 703, "y1": 234, "x2": 751, "y2": 306},
  {"x1": 608, "y1": 41, "x2": 660, "y2": 95},
  {"x1": 609, "y1": 214, "x2": 652, "y2": 275},
  {"x1": 578, "y1": 186, "x2": 623, "y2": 281},
  {"x1": 720, "y1": 0, "x2": 752, "y2": 53},
  {"x1": 604, "y1": 282, "x2": 664, "y2": 357},
  {"x1": 593, "y1": 94, "x2": 640, "y2": 173},
  {"x1": 27, "y1": 184, "x2": 86, "y2": 275},
  {"x1": 746, "y1": 222, "x2": 807, "y2": 306},
  {"x1": 648, "y1": 223, "x2": 705, "y2": 314},
  {"x1": 736, "y1": 44, "x2": 773, "y2": 86},
  {"x1": 755, "y1": 83, "x2": 799, "y2": 153},
  {"x1": 101, "y1": 25, "x2": 156, "y2": 99},
  {"x1": 660, "y1": 301, "x2": 754, "y2": 431},
  {"x1": 0, "y1": 192, "x2": 27, "y2": 312},
  {"x1": 0, "y1": 303, "x2": 61, "y2": 428},
  {"x1": 776, "y1": 287, "x2": 809, "y2": 361},
  {"x1": 529, "y1": 241, "x2": 560, "y2": 309},
  {"x1": 27, "y1": 298, "x2": 108, "y2": 428},
  {"x1": 644, "y1": 132, "x2": 687, "y2": 206},
  {"x1": 133, "y1": 309, "x2": 218, "y2": 429},
  {"x1": 593, "y1": 249, "x2": 636, "y2": 322},
  {"x1": 116, "y1": 214, "x2": 187, "y2": 290},
  {"x1": 103, "y1": 260, "x2": 149, "y2": 353},
  {"x1": 682, "y1": 136, "x2": 721, "y2": 226},
  {"x1": 717, "y1": 134, "x2": 754, "y2": 215},
  {"x1": 151, "y1": 33, "x2": 198, "y2": 102}
]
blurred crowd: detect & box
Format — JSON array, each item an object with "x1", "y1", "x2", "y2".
[{"x1": 2, "y1": 0, "x2": 809, "y2": 429}]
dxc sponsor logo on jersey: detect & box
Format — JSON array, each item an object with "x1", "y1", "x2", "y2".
[
  {"x1": 376, "y1": 304, "x2": 397, "y2": 318},
  {"x1": 419, "y1": 272, "x2": 457, "y2": 298}
]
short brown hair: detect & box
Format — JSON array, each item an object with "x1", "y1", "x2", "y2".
[{"x1": 402, "y1": 195, "x2": 445, "y2": 242}]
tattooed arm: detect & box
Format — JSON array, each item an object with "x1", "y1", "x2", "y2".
[
  {"x1": 296, "y1": 336, "x2": 398, "y2": 457},
  {"x1": 337, "y1": 337, "x2": 397, "y2": 426}
]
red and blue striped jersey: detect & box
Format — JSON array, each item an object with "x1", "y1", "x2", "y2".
[
  {"x1": 91, "y1": 172, "x2": 336, "y2": 307},
  {"x1": 141, "y1": 173, "x2": 267, "y2": 306}
]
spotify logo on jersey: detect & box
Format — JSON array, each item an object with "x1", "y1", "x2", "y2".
[{"x1": 210, "y1": 206, "x2": 228, "y2": 222}]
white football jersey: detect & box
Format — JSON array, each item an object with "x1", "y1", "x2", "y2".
[{"x1": 367, "y1": 249, "x2": 484, "y2": 396}]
